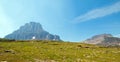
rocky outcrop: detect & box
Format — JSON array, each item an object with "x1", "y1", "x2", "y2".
[
  {"x1": 84, "y1": 34, "x2": 120, "y2": 46},
  {"x1": 4, "y1": 22, "x2": 61, "y2": 41}
]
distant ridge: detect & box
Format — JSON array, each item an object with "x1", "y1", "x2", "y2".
[
  {"x1": 4, "y1": 22, "x2": 61, "y2": 41},
  {"x1": 84, "y1": 34, "x2": 120, "y2": 46}
]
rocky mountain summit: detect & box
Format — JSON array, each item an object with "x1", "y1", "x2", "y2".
[
  {"x1": 84, "y1": 34, "x2": 120, "y2": 46},
  {"x1": 5, "y1": 22, "x2": 61, "y2": 40}
]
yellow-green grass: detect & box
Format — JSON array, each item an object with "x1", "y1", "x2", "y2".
[{"x1": 0, "y1": 40, "x2": 120, "y2": 62}]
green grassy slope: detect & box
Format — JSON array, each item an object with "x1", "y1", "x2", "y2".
[{"x1": 0, "y1": 40, "x2": 120, "y2": 62}]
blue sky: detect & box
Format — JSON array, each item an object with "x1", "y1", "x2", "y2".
[{"x1": 0, "y1": 0, "x2": 120, "y2": 41}]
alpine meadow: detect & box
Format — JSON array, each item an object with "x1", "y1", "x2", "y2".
[{"x1": 0, "y1": 0, "x2": 120, "y2": 62}]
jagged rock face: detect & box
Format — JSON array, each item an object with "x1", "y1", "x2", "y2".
[
  {"x1": 84, "y1": 34, "x2": 120, "y2": 46},
  {"x1": 5, "y1": 22, "x2": 61, "y2": 40},
  {"x1": 100, "y1": 37, "x2": 120, "y2": 46},
  {"x1": 84, "y1": 34, "x2": 112, "y2": 44}
]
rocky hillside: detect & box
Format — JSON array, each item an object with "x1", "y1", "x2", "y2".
[
  {"x1": 4, "y1": 22, "x2": 61, "y2": 40},
  {"x1": 84, "y1": 34, "x2": 120, "y2": 46}
]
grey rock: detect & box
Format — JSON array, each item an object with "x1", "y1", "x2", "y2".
[
  {"x1": 84, "y1": 34, "x2": 120, "y2": 46},
  {"x1": 4, "y1": 22, "x2": 61, "y2": 41}
]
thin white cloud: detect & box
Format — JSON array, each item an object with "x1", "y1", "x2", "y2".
[{"x1": 74, "y1": 1, "x2": 120, "y2": 23}]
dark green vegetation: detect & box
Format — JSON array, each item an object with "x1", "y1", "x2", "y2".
[
  {"x1": 0, "y1": 40, "x2": 120, "y2": 62},
  {"x1": 0, "y1": 38, "x2": 15, "y2": 41}
]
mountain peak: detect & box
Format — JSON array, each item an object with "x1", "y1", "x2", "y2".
[
  {"x1": 84, "y1": 34, "x2": 120, "y2": 46},
  {"x1": 91, "y1": 34, "x2": 112, "y2": 39},
  {"x1": 5, "y1": 22, "x2": 61, "y2": 40},
  {"x1": 20, "y1": 22, "x2": 43, "y2": 32}
]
